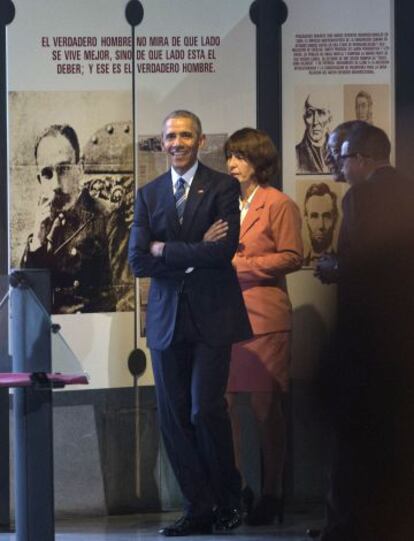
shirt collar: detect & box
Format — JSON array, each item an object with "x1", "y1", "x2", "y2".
[
  {"x1": 239, "y1": 185, "x2": 259, "y2": 209},
  {"x1": 171, "y1": 161, "x2": 199, "y2": 190},
  {"x1": 366, "y1": 163, "x2": 392, "y2": 180}
]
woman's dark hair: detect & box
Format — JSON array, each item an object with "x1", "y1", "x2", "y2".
[{"x1": 224, "y1": 127, "x2": 279, "y2": 185}]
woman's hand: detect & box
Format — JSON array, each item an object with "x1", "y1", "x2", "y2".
[{"x1": 203, "y1": 219, "x2": 229, "y2": 242}]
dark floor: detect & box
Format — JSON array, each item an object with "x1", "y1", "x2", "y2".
[{"x1": 0, "y1": 505, "x2": 324, "y2": 540}]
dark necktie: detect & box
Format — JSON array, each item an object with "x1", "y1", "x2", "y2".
[{"x1": 175, "y1": 177, "x2": 187, "y2": 223}]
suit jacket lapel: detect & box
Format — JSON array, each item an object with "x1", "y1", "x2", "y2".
[
  {"x1": 180, "y1": 163, "x2": 210, "y2": 238},
  {"x1": 240, "y1": 186, "x2": 266, "y2": 240},
  {"x1": 160, "y1": 172, "x2": 181, "y2": 239}
]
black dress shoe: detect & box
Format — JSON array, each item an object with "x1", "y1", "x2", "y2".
[
  {"x1": 215, "y1": 507, "x2": 242, "y2": 531},
  {"x1": 159, "y1": 515, "x2": 213, "y2": 536},
  {"x1": 245, "y1": 494, "x2": 283, "y2": 526},
  {"x1": 306, "y1": 528, "x2": 322, "y2": 538}
]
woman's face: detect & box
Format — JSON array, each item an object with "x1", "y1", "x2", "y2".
[{"x1": 226, "y1": 152, "x2": 256, "y2": 185}]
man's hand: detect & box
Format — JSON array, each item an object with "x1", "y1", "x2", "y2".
[
  {"x1": 314, "y1": 254, "x2": 339, "y2": 284},
  {"x1": 203, "y1": 219, "x2": 229, "y2": 242},
  {"x1": 30, "y1": 195, "x2": 54, "y2": 250},
  {"x1": 150, "y1": 241, "x2": 165, "y2": 258}
]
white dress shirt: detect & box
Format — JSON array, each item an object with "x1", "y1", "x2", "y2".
[
  {"x1": 240, "y1": 185, "x2": 259, "y2": 223},
  {"x1": 171, "y1": 161, "x2": 199, "y2": 273}
]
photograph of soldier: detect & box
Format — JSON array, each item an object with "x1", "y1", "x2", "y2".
[
  {"x1": 296, "y1": 93, "x2": 333, "y2": 174},
  {"x1": 298, "y1": 181, "x2": 344, "y2": 268},
  {"x1": 10, "y1": 91, "x2": 134, "y2": 314},
  {"x1": 344, "y1": 84, "x2": 390, "y2": 136}
]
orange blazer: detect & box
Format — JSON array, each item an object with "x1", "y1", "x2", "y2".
[{"x1": 233, "y1": 185, "x2": 303, "y2": 334}]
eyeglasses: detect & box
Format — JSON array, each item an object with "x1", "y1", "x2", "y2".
[
  {"x1": 340, "y1": 153, "x2": 358, "y2": 161},
  {"x1": 340, "y1": 152, "x2": 370, "y2": 161}
]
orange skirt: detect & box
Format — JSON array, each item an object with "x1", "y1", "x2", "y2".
[{"x1": 227, "y1": 331, "x2": 291, "y2": 393}]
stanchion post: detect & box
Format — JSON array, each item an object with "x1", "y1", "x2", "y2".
[
  {"x1": 10, "y1": 269, "x2": 55, "y2": 541},
  {"x1": 0, "y1": 0, "x2": 16, "y2": 530},
  {"x1": 251, "y1": 0, "x2": 287, "y2": 188}
]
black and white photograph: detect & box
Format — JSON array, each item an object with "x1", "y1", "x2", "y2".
[
  {"x1": 297, "y1": 179, "x2": 347, "y2": 268},
  {"x1": 295, "y1": 85, "x2": 342, "y2": 175},
  {"x1": 9, "y1": 91, "x2": 134, "y2": 314},
  {"x1": 344, "y1": 83, "x2": 390, "y2": 136}
]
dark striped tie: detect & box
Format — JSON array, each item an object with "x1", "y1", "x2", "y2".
[{"x1": 175, "y1": 177, "x2": 187, "y2": 223}]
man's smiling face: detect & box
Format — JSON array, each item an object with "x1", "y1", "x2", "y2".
[{"x1": 162, "y1": 116, "x2": 205, "y2": 175}]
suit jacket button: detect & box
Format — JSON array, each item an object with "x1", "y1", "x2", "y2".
[
  {"x1": 70, "y1": 247, "x2": 78, "y2": 256},
  {"x1": 73, "y1": 280, "x2": 80, "y2": 288}
]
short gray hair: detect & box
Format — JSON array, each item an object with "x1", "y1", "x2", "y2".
[{"x1": 162, "y1": 110, "x2": 203, "y2": 137}]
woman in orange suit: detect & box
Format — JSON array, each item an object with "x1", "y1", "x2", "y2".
[{"x1": 210, "y1": 128, "x2": 303, "y2": 525}]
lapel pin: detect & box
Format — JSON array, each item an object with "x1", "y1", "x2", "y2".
[{"x1": 197, "y1": 189, "x2": 205, "y2": 194}]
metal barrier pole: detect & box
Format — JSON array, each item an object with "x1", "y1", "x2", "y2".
[
  {"x1": 0, "y1": 281, "x2": 10, "y2": 531},
  {"x1": 10, "y1": 269, "x2": 54, "y2": 541},
  {"x1": 0, "y1": 0, "x2": 16, "y2": 529},
  {"x1": 0, "y1": 388, "x2": 9, "y2": 530}
]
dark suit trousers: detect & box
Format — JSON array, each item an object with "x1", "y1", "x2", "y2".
[{"x1": 151, "y1": 293, "x2": 241, "y2": 517}]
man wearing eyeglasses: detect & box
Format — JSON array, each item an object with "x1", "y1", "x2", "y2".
[
  {"x1": 314, "y1": 121, "x2": 366, "y2": 284},
  {"x1": 325, "y1": 120, "x2": 367, "y2": 183},
  {"x1": 316, "y1": 123, "x2": 414, "y2": 541},
  {"x1": 21, "y1": 124, "x2": 117, "y2": 313}
]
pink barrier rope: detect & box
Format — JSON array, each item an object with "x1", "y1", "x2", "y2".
[{"x1": 0, "y1": 372, "x2": 89, "y2": 388}]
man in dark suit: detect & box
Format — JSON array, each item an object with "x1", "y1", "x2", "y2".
[
  {"x1": 128, "y1": 110, "x2": 252, "y2": 536},
  {"x1": 317, "y1": 123, "x2": 414, "y2": 541}
]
